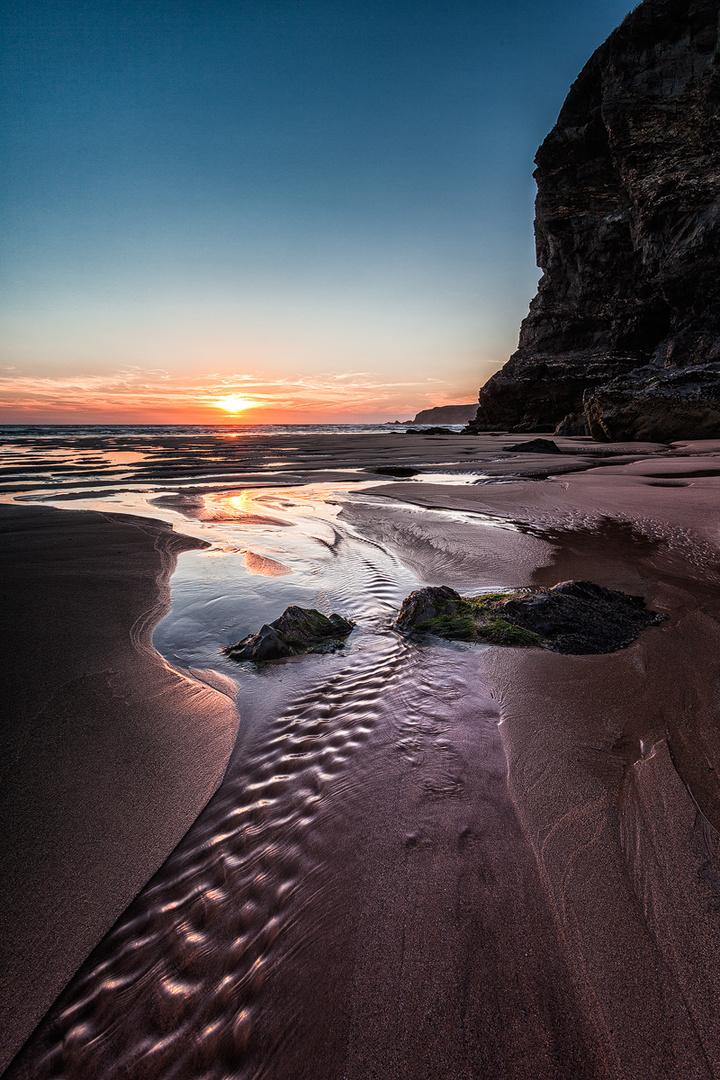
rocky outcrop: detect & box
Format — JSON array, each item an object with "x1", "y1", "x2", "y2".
[
  {"x1": 584, "y1": 362, "x2": 720, "y2": 440},
  {"x1": 396, "y1": 586, "x2": 466, "y2": 632},
  {"x1": 506, "y1": 438, "x2": 563, "y2": 454},
  {"x1": 469, "y1": 0, "x2": 720, "y2": 438},
  {"x1": 498, "y1": 580, "x2": 667, "y2": 654},
  {"x1": 403, "y1": 426, "x2": 453, "y2": 435},
  {"x1": 413, "y1": 404, "x2": 477, "y2": 425},
  {"x1": 370, "y1": 465, "x2": 419, "y2": 477},
  {"x1": 395, "y1": 586, "x2": 544, "y2": 646},
  {"x1": 395, "y1": 582, "x2": 666, "y2": 654},
  {"x1": 554, "y1": 412, "x2": 591, "y2": 437},
  {"x1": 224, "y1": 606, "x2": 354, "y2": 662}
]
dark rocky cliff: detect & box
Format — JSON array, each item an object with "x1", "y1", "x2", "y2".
[
  {"x1": 412, "y1": 404, "x2": 477, "y2": 425},
  {"x1": 470, "y1": 0, "x2": 720, "y2": 439}
]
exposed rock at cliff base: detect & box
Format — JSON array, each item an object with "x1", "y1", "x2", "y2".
[
  {"x1": 468, "y1": 0, "x2": 720, "y2": 439},
  {"x1": 554, "y1": 411, "x2": 591, "y2": 437},
  {"x1": 584, "y1": 363, "x2": 720, "y2": 441},
  {"x1": 471, "y1": 357, "x2": 639, "y2": 434},
  {"x1": 506, "y1": 438, "x2": 563, "y2": 454}
]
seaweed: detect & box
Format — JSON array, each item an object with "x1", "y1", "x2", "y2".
[{"x1": 395, "y1": 581, "x2": 666, "y2": 653}]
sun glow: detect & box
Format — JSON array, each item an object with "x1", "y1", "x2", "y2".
[{"x1": 214, "y1": 395, "x2": 258, "y2": 415}]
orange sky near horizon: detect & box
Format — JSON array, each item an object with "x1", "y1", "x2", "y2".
[
  {"x1": 1, "y1": 1, "x2": 640, "y2": 430},
  {"x1": 0, "y1": 367, "x2": 482, "y2": 425}
]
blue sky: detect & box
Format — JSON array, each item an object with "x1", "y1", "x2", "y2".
[{"x1": 0, "y1": 0, "x2": 636, "y2": 422}]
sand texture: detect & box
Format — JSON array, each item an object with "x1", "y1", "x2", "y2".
[
  {"x1": 3, "y1": 431, "x2": 720, "y2": 1078},
  {"x1": 0, "y1": 506, "x2": 239, "y2": 1071}
]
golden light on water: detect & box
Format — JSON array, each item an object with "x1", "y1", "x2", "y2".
[{"x1": 214, "y1": 395, "x2": 258, "y2": 414}]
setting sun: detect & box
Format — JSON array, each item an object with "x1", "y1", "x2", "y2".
[{"x1": 214, "y1": 395, "x2": 258, "y2": 415}]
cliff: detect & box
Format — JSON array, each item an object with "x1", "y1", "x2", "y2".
[
  {"x1": 412, "y1": 404, "x2": 478, "y2": 425},
  {"x1": 470, "y1": 0, "x2": 720, "y2": 439}
]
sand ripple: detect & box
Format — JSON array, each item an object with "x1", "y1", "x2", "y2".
[{"x1": 10, "y1": 635, "x2": 411, "y2": 1079}]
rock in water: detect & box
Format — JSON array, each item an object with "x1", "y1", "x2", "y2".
[
  {"x1": 395, "y1": 582, "x2": 666, "y2": 654},
  {"x1": 225, "y1": 606, "x2": 354, "y2": 662},
  {"x1": 468, "y1": 0, "x2": 720, "y2": 439},
  {"x1": 396, "y1": 587, "x2": 545, "y2": 647},
  {"x1": 395, "y1": 586, "x2": 466, "y2": 632}
]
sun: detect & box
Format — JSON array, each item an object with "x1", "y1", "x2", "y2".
[{"x1": 214, "y1": 395, "x2": 257, "y2": 415}]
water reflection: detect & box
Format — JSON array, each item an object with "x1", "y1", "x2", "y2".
[{"x1": 151, "y1": 483, "x2": 421, "y2": 676}]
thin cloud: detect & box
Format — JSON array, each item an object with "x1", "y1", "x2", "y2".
[{"x1": 0, "y1": 367, "x2": 476, "y2": 421}]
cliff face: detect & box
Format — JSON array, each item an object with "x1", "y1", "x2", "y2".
[
  {"x1": 412, "y1": 404, "x2": 477, "y2": 425},
  {"x1": 471, "y1": 0, "x2": 720, "y2": 437}
]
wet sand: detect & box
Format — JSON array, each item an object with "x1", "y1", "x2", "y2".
[
  {"x1": 0, "y1": 506, "x2": 239, "y2": 1071},
  {"x1": 4, "y1": 432, "x2": 720, "y2": 1078}
]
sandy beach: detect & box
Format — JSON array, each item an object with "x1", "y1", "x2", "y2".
[
  {"x1": 5, "y1": 0, "x2": 720, "y2": 1075},
  {"x1": 0, "y1": 505, "x2": 239, "y2": 1072},
  {"x1": 3, "y1": 429, "x2": 720, "y2": 1078}
]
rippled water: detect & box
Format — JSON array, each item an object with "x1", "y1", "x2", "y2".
[
  {"x1": 9, "y1": 429, "x2": 720, "y2": 1079},
  {"x1": 6, "y1": 427, "x2": 623, "y2": 1080},
  {"x1": 0, "y1": 423, "x2": 445, "y2": 440},
  {"x1": 5, "y1": 427, "x2": 526, "y2": 1078},
  {"x1": 151, "y1": 485, "x2": 422, "y2": 672},
  {"x1": 17, "y1": 631, "x2": 418, "y2": 1079},
  {"x1": 9, "y1": 462, "x2": 541, "y2": 1079}
]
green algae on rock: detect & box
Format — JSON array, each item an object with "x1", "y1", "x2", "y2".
[
  {"x1": 395, "y1": 586, "x2": 542, "y2": 647},
  {"x1": 395, "y1": 581, "x2": 666, "y2": 654},
  {"x1": 224, "y1": 606, "x2": 355, "y2": 662}
]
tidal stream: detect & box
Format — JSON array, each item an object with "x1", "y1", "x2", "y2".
[
  {"x1": 8, "y1": 431, "x2": 720, "y2": 1079},
  {"x1": 12, "y1": 481, "x2": 592, "y2": 1080}
]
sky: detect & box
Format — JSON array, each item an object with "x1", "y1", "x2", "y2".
[{"x1": 0, "y1": 0, "x2": 637, "y2": 424}]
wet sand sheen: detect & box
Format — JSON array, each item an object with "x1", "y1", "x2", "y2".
[
  {"x1": 4, "y1": 434, "x2": 720, "y2": 1079},
  {"x1": 6, "y1": 639, "x2": 603, "y2": 1080},
  {"x1": 0, "y1": 505, "x2": 239, "y2": 1073}
]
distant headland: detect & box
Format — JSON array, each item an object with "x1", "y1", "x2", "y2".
[{"x1": 395, "y1": 403, "x2": 478, "y2": 425}]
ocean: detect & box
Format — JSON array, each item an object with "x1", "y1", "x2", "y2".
[{"x1": 0, "y1": 421, "x2": 454, "y2": 439}]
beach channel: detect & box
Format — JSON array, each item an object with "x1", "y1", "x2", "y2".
[{"x1": 3, "y1": 428, "x2": 720, "y2": 1079}]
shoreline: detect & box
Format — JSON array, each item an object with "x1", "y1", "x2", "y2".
[
  {"x1": 3, "y1": 434, "x2": 720, "y2": 1078},
  {"x1": 0, "y1": 505, "x2": 239, "y2": 1071}
]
